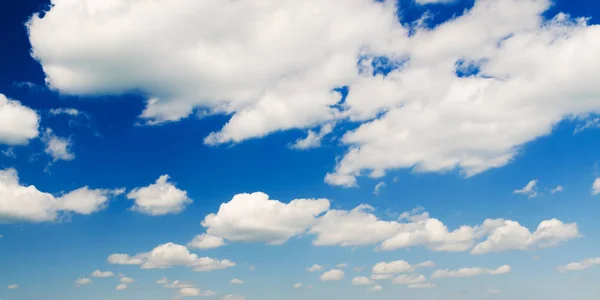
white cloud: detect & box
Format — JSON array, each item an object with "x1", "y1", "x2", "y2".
[
  {"x1": 42, "y1": 128, "x2": 75, "y2": 162},
  {"x1": 415, "y1": 260, "x2": 435, "y2": 268},
  {"x1": 551, "y1": 185, "x2": 564, "y2": 194},
  {"x1": 372, "y1": 260, "x2": 413, "y2": 275},
  {"x1": 471, "y1": 219, "x2": 579, "y2": 254},
  {"x1": 116, "y1": 284, "x2": 128, "y2": 291},
  {"x1": 352, "y1": 276, "x2": 374, "y2": 285},
  {"x1": 127, "y1": 175, "x2": 192, "y2": 216},
  {"x1": 7, "y1": 284, "x2": 18, "y2": 289},
  {"x1": 230, "y1": 279, "x2": 243, "y2": 284},
  {"x1": 408, "y1": 282, "x2": 436, "y2": 289},
  {"x1": 91, "y1": 270, "x2": 114, "y2": 278},
  {"x1": 75, "y1": 278, "x2": 92, "y2": 287},
  {"x1": 120, "y1": 277, "x2": 134, "y2": 283},
  {"x1": 188, "y1": 234, "x2": 226, "y2": 250},
  {"x1": 392, "y1": 274, "x2": 427, "y2": 285},
  {"x1": 291, "y1": 123, "x2": 335, "y2": 150},
  {"x1": 158, "y1": 277, "x2": 196, "y2": 289},
  {"x1": 431, "y1": 265, "x2": 511, "y2": 279},
  {"x1": 592, "y1": 178, "x2": 600, "y2": 195},
  {"x1": 307, "y1": 264, "x2": 324, "y2": 272},
  {"x1": 293, "y1": 283, "x2": 303, "y2": 288},
  {"x1": 373, "y1": 182, "x2": 386, "y2": 195},
  {"x1": 202, "y1": 192, "x2": 329, "y2": 245},
  {"x1": 107, "y1": 243, "x2": 235, "y2": 272},
  {"x1": 320, "y1": 269, "x2": 344, "y2": 281},
  {"x1": 2, "y1": 148, "x2": 16, "y2": 158},
  {"x1": 371, "y1": 274, "x2": 393, "y2": 280},
  {"x1": 416, "y1": 0, "x2": 456, "y2": 4},
  {"x1": 49, "y1": 108, "x2": 80, "y2": 116},
  {"x1": 0, "y1": 168, "x2": 119, "y2": 223},
  {"x1": 179, "y1": 287, "x2": 215, "y2": 297},
  {"x1": 371, "y1": 285, "x2": 383, "y2": 292},
  {"x1": 336, "y1": 263, "x2": 348, "y2": 268},
  {"x1": 557, "y1": 257, "x2": 600, "y2": 272},
  {"x1": 222, "y1": 295, "x2": 245, "y2": 300},
  {"x1": 513, "y1": 180, "x2": 538, "y2": 198},
  {"x1": 0, "y1": 94, "x2": 39, "y2": 145}
]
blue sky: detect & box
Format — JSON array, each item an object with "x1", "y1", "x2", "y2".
[{"x1": 1, "y1": 0, "x2": 600, "y2": 299}]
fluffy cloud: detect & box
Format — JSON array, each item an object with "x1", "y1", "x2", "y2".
[
  {"x1": 290, "y1": 123, "x2": 335, "y2": 150},
  {"x1": 7, "y1": 284, "x2": 18, "y2": 289},
  {"x1": 202, "y1": 192, "x2": 329, "y2": 245},
  {"x1": 127, "y1": 175, "x2": 192, "y2": 216},
  {"x1": 513, "y1": 180, "x2": 538, "y2": 198},
  {"x1": 0, "y1": 94, "x2": 39, "y2": 145},
  {"x1": 116, "y1": 284, "x2": 128, "y2": 291},
  {"x1": 179, "y1": 287, "x2": 215, "y2": 297},
  {"x1": 320, "y1": 269, "x2": 344, "y2": 281},
  {"x1": 75, "y1": 278, "x2": 92, "y2": 286},
  {"x1": 307, "y1": 264, "x2": 324, "y2": 272},
  {"x1": 557, "y1": 257, "x2": 600, "y2": 272},
  {"x1": 431, "y1": 265, "x2": 511, "y2": 279},
  {"x1": 230, "y1": 279, "x2": 243, "y2": 284},
  {"x1": 42, "y1": 129, "x2": 75, "y2": 162},
  {"x1": 293, "y1": 283, "x2": 303, "y2": 288},
  {"x1": 592, "y1": 178, "x2": 600, "y2": 195},
  {"x1": 352, "y1": 277, "x2": 374, "y2": 285},
  {"x1": 107, "y1": 243, "x2": 235, "y2": 272},
  {"x1": 0, "y1": 168, "x2": 119, "y2": 223},
  {"x1": 372, "y1": 260, "x2": 413, "y2": 275},
  {"x1": 471, "y1": 219, "x2": 579, "y2": 254},
  {"x1": 120, "y1": 277, "x2": 134, "y2": 283},
  {"x1": 91, "y1": 270, "x2": 114, "y2": 278},
  {"x1": 371, "y1": 285, "x2": 383, "y2": 292},
  {"x1": 26, "y1": 0, "x2": 600, "y2": 185},
  {"x1": 188, "y1": 234, "x2": 226, "y2": 250},
  {"x1": 551, "y1": 185, "x2": 564, "y2": 194}
]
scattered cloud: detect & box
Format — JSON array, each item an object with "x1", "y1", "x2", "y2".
[
  {"x1": 352, "y1": 276, "x2": 374, "y2": 285},
  {"x1": 188, "y1": 234, "x2": 226, "y2": 250},
  {"x1": 488, "y1": 289, "x2": 502, "y2": 294},
  {"x1": 42, "y1": 128, "x2": 75, "y2": 162},
  {"x1": 49, "y1": 108, "x2": 80, "y2": 116},
  {"x1": 431, "y1": 265, "x2": 511, "y2": 279},
  {"x1": 551, "y1": 185, "x2": 564, "y2": 194},
  {"x1": 372, "y1": 260, "x2": 413, "y2": 275},
  {"x1": 127, "y1": 175, "x2": 192, "y2": 216},
  {"x1": 373, "y1": 182, "x2": 386, "y2": 196},
  {"x1": 7, "y1": 284, "x2": 18, "y2": 289},
  {"x1": 291, "y1": 123, "x2": 335, "y2": 150},
  {"x1": 120, "y1": 277, "x2": 134, "y2": 284},
  {"x1": 230, "y1": 279, "x2": 243, "y2": 284},
  {"x1": 320, "y1": 269, "x2": 344, "y2": 281},
  {"x1": 107, "y1": 242, "x2": 235, "y2": 272},
  {"x1": 557, "y1": 257, "x2": 600, "y2": 272},
  {"x1": 592, "y1": 178, "x2": 600, "y2": 195},
  {"x1": 116, "y1": 283, "x2": 128, "y2": 291},
  {"x1": 0, "y1": 94, "x2": 39, "y2": 146},
  {"x1": 371, "y1": 284, "x2": 383, "y2": 292},
  {"x1": 293, "y1": 283, "x2": 303, "y2": 289},
  {"x1": 222, "y1": 295, "x2": 245, "y2": 300},
  {"x1": 91, "y1": 270, "x2": 114, "y2": 278},
  {"x1": 307, "y1": 264, "x2": 324, "y2": 272},
  {"x1": 392, "y1": 274, "x2": 427, "y2": 285},
  {"x1": 513, "y1": 180, "x2": 538, "y2": 198},
  {"x1": 75, "y1": 278, "x2": 92, "y2": 287}
]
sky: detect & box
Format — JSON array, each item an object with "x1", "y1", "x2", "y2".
[{"x1": 1, "y1": 0, "x2": 600, "y2": 299}]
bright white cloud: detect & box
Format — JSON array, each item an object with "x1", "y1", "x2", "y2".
[
  {"x1": 120, "y1": 277, "x2": 134, "y2": 283},
  {"x1": 320, "y1": 269, "x2": 345, "y2": 281},
  {"x1": 0, "y1": 94, "x2": 39, "y2": 145},
  {"x1": 431, "y1": 265, "x2": 511, "y2": 279},
  {"x1": 352, "y1": 276, "x2": 374, "y2": 285},
  {"x1": 188, "y1": 234, "x2": 226, "y2": 250},
  {"x1": 557, "y1": 257, "x2": 600, "y2": 272},
  {"x1": 127, "y1": 175, "x2": 191, "y2": 216},
  {"x1": 179, "y1": 287, "x2": 215, "y2": 297},
  {"x1": 116, "y1": 283, "x2": 128, "y2": 291},
  {"x1": 202, "y1": 192, "x2": 329, "y2": 245},
  {"x1": 513, "y1": 180, "x2": 538, "y2": 198},
  {"x1": 471, "y1": 219, "x2": 579, "y2": 254},
  {"x1": 307, "y1": 264, "x2": 324, "y2": 272},
  {"x1": 0, "y1": 168, "x2": 119, "y2": 223},
  {"x1": 75, "y1": 278, "x2": 92, "y2": 287},
  {"x1": 372, "y1": 260, "x2": 413, "y2": 275},
  {"x1": 91, "y1": 270, "x2": 114, "y2": 278},
  {"x1": 230, "y1": 279, "x2": 243, "y2": 284},
  {"x1": 107, "y1": 243, "x2": 235, "y2": 272},
  {"x1": 7, "y1": 284, "x2": 18, "y2": 289},
  {"x1": 592, "y1": 178, "x2": 600, "y2": 195},
  {"x1": 42, "y1": 128, "x2": 75, "y2": 162}
]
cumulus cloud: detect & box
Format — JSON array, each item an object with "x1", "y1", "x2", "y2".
[
  {"x1": 551, "y1": 185, "x2": 564, "y2": 194},
  {"x1": 107, "y1": 242, "x2": 235, "y2": 272},
  {"x1": 91, "y1": 270, "x2": 114, "y2": 278},
  {"x1": 307, "y1": 264, "x2": 324, "y2": 272},
  {"x1": 230, "y1": 279, "x2": 243, "y2": 284},
  {"x1": 179, "y1": 287, "x2": 216, "y2": 297},
  {"x1": 157, "y1": 277, "x2": 196, "y2": 289},
  {"x1": 49, "y1": 108, "x2": 80, "y2": 116},
  {"x1": 127, "y1": 175, "x2": 192, "y2": 216},
  {"x1": 293, "y1": 283, "x2": 303, "y2": 288},
  {"x1": 372, "y1": 260, "x2": 413, "y2": 275},
  {"x1": 290, "y1": 123, "x2": 335, "y2": 150},
  {"x1": 188, "y1": 234, "x2": 226, "y2": 250},
  {"x1": 75, "y1": 278, "x2": 92, "y2": 287},
  {"x1": 320, "y1": 269, "x2": 344, "y2": 281},
  {"x1": 202, "y1": 192, "x2": 329, "y2": 245},
  {"x1": 392, "y1": 274, "x2": 427, "y2": 285},
  {"x1": 431, "y1": 265, "x2": 511, "y2": 279},
  {"x1": 513, "y1": 180, "x2": 539, "y2": 198},
  {"x1": 7, "y1": 284, "x2": 18, "y2": 289},
  {"x1": 0, "y1": 168, "x2": 120, "y2": 223},
  {"x1": 471, "y1": 219, "x2": 580, "y2": 254},
  {"x1": 408, "y1": 282, "x2": 436, "y2": 289},
  {"x1": 116, "y1": 283, "x2": 128, "y2": 291},
  {"x1": 592, "y1": 178, "x2": 600, "y2": 195},
  {"x1": 371, "y1": 285, "x2": 383, "y2": 291},
  {"x1": 0, "y1": 94, "x2": 39, "y2": 145},
  {"x1": 557, "y1": 257, "x2": 600, "y2": 273},
  {"x1": 352, "y1": 276, "x2": 374, "y2": 285},
  {"x1": 120, "y1": 277, "x2": 134, "y2": 283}
]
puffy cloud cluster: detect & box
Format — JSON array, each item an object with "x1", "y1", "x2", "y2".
[
  {"x1": 431, "y1": 265, "x2": 511, "y2": 279},
  {"x1": 127, "y1": 175, "x2": 192, "y2": 216},
  {"x1": 26, "y1": 0, "x2": 600, "y2": 185},
  {"x1": 107, "y1": 242, "x2": 235, "y2": 272},
  {"x1": 0, "y1": 94, "x2": 39, "y2": 146},
  {"x1": 0, "y1": 168, "x2": 121, "y2": 223}
]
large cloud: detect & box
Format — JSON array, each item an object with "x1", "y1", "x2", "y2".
[
  {"x1": 201, "y1": 192, "x2": 329, "y2": 245},
  {"x1": 0, "y1": 168, "x2": 120, "y2": 223},
  {"x1": 27, "y1": 0, "x2": 600, "y2": 185},
  {"x1": 0, "y1": 94, "x2": 39, "y2": 145}
]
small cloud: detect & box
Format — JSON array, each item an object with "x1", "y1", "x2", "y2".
[
  {"x1": 116, "y1": 283, "x2": 128, "y2": 291},
  {"x1": 513, "y1": 179, "x2": 538, "y2": 198},
  {"x1": 320, "y1": 269, "x2": 344, "y2": 281},
  {"x1": 8, "y1": 284, "x2": 18, "y2": 289},
  {"x1": 293, "y1": 283, "x2": 303, "y2": 288},
  {"x1": 42, "y1": 128, "x2": 75, "y2": 162},
  {"x1": 336, "y1": 263, "x2": 348, "y2": 268},
  {"x1": 488, "y1": 289, "x2": 502, "y2": 294},
  {"x1": 551, "y1": 185, "x2": 564, "y2": 194},
  {"x1": 373, "y1": 181, "x2": 386, "y2": 196},
  {"x1": 49, "y1": 108, "x2": 81, "y2": 116},
  {"x1": 91, "y1": 270, "x2": 114, "y2": 278},
  {"x1": 75, "y1": 278, "x2": 92, "y2": 287},
  {"x1": 230, "y1": 278, "x2": 244, "y2": 284},
  {"x1": 371, "y1": 285, "x2": 383, "y2": 292},
  {"x1": 592, "y1": 178, "x2": 600, "y2": 195},
  {"x1": 290, "y1": 123, "x2": 334, "y2": 150},
  {"x1": 120, "y1": 277, "x2": 134, "y2": 283},
  {"x1": 306, "y1": 264, "x2": 324, "y2": 272},
  {"x1": 248, "y1": 265, "x2": 255, "y2": 271},
  {"x1": 2, "y1": 147, "x2": 16, "y2": 158}
]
